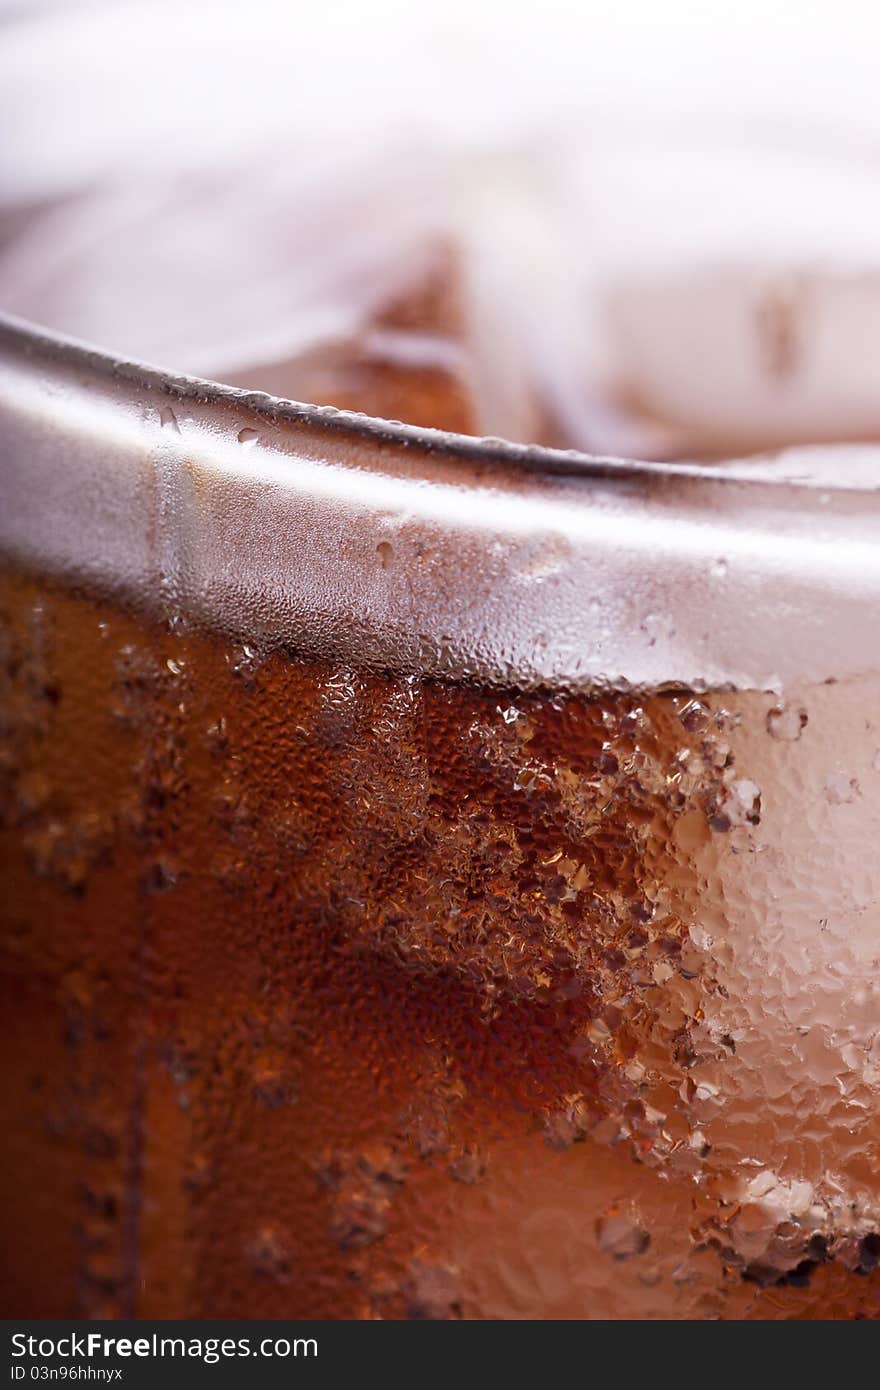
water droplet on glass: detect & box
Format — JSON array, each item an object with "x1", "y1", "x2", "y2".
[
  {"x1": 679, "y1": 699, "x2": 710, "y2": 733},
  {"x1": 766, "y1": 703, "x2": 808, "y2": 741},
  {"x1": 824, "y1": 773, "x2": 860, "y2": 806},
  {"x1": 709, "y1": 777, "x2": 761, "y2": 831},
  {"x1": 595, "y1": 1208, "x2": 650, "y2": 1260}
]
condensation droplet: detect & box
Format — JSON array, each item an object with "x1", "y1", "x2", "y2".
[
  {"x1": 376, "y1": 541, "x2": 394, "y2": 569},
  {"x1": 246, "y1": 1226, "x2": 291, "y2": 1283},
  {"x1": 595, "y1": 1209, "x2": 650, "y2": 1260},
  {"x1": 237, "y1": 428, "x2": 259, "y2": 446},
  {"x1": 448, "y1": 1149, "x2": 485, "y2": 1184},
  {"x1": 518, "y1": 537, "x2": 571, "y2": 583},
  {"x1": 766, "y1": 703, "x2": 808, "y2": 741},
  {"x1": 709, "y1": 776, "x2": 761, "y2": 831},
  {"x1": 679, "y1": 699, "x2": 710, "y2": 733},
  {"x1": 824, "y1": 773, "x2": 860, "y2": 806},
  {"x1": 158, "y1": 405, "x2": 180, "y2": 433}
]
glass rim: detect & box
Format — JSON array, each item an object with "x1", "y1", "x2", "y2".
[
  {"x1": 4, "y1": 310, "x2": 880, "y2": 496},
  {"x1": 2, "y1": 308, "x2": 879, "y2": 697}
]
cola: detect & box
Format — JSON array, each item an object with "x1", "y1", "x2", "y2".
[
  {"x1": 3, "y1": 547, "x2": 880, "y2": 1317},
  {"x1": 2, "y1": 271, "x2": 879, "y2": 1318},
  {"x1": 2, "y1": 6, "x2": 880, "y2": 1321}
]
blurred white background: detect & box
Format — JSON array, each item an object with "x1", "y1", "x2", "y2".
[
  {"x1": 3, "y1": 0, "x2": 880, "y2": 200},
  {"x1": 4, "y1": 0, "x2": 880, "y2": 457}
]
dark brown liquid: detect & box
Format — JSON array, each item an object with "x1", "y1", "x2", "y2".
[{"x1": 2, "y1": 565, "x2": 878, "y2": 1319}]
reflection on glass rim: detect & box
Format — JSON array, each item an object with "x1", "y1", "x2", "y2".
[{"x1": 1, "y1": 312, "x2": 879, "y2": 697}]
